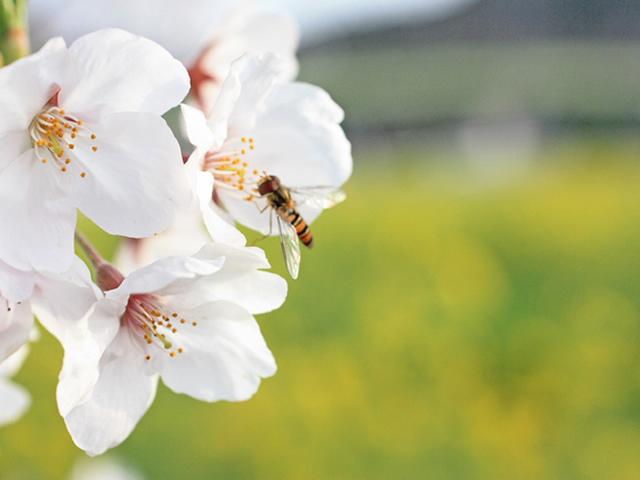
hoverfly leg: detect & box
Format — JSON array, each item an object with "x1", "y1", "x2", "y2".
[
  {"x1": 254, "y1": 201, "x2": 270, "y2": 214},
  {"x1": 250, "y1": 209, "x2": 274, "y2": 246}
]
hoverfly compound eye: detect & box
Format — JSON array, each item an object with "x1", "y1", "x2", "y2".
[{"x1": 258, "y1": 175, "x2": 281, "y2": 196}]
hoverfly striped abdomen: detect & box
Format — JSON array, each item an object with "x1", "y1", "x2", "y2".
[{"x1": 286, "y1": 209, "x2": 314, "y2": 248}]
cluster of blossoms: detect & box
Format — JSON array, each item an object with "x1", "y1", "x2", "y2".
[{"x1": 0, "y1": 1, "x2": 351, "y2": 456}]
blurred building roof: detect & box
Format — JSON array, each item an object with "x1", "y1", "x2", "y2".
[{"x1": 303, "y1": 0, "x2": 640, "y2": 51}]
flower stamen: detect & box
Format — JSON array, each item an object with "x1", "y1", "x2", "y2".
[
  {"x1": 202, "y1": 135, "x2": 263, "y2": 205},
  {"x1": 29, "y1": 106, "x2": 98, "y2": 177},
  {"x1": 123, "y1": 294, "x2": 195, "y2": 360}
]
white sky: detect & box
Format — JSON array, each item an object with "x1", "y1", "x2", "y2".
[{"x1": 264, "y1": 0, "x2": 476, "y2": 40}]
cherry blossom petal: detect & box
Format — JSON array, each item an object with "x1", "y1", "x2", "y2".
[
  {"x1": 0, "y1": 302, "x2": 33, "y2": 363},
  {"x1": 0, "y1": 379, "x2": 30, "y2": 427},
  {"x1": 116, "y1": 255, "x2": 225, "y2": 298},
  {"x1": 69, "y1": 111, "x2": 190, "y2": 239},
  {"x1": 181, "y1": 104, "x2": 216, "y2": 150},
  {"x1": 0, "y1": 261, "x2": 35, "y2": 303},
  {"x1": 64, "y1": 328, "x2": 158, "y2": 456},
  {"x1": 34, "y1": 257, "x2": 101, "y2": 322},
  {"x1": 0, "y1": 150, "x2": 76, "y2": 272},
  {"x1": 59, "y1": 29, "x2": 190, "y2": 118},
  {"x1": 32, "y1": 259, "x2": 108, "y2": 416},
  {"x1": 195, "y1": 170, "x2": 246, "y2": 247},
  {"x1": 196, "y1": 6, "x2": 299, "y2": 112},
  {"x1": 218, "y1": 53, "x2": 285, "y2": 131},
  {"x1": 160, "y1": 300, "x2": 276, "y2": 402},
  {"x1": 205, "y1": 8, "x2": 299, "y2": 82},
  {"x1": 48, "y1": 298, "x2": 122, "y2": 418},
  {"x1": 168, "y1": 244, "x2": 287, "y2": 314},
  {"x1": 0, "y1": 37, "x2": 65, "y2": 138}
]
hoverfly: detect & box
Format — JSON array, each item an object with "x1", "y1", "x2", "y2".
[{"x1": 257, "y1": 175, "x2": 346, "y2": 279}]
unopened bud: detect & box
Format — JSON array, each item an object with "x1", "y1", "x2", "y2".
[{"x1": 96, "y1": 264, "x2": 125, "y2": 292}]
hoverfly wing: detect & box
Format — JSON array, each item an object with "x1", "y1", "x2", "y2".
[
  {"x1": 276, "y1": 214, "x2": 301, "y2": 280},
  {"x1": 291, "y1": 187, "x2": 346, "y2": 210}
]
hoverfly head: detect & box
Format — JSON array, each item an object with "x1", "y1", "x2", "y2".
[{"x1": 257, "y1": 175, "x2": 281, "y2": 196}]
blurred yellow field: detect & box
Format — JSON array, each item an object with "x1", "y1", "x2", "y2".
[{"x1": 3, "y1": 142, "x2": 640, "y2": 479}]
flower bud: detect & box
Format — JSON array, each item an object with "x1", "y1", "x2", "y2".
[{"x1": 96, "y1": 264, "x2": 125, "y2": 292}]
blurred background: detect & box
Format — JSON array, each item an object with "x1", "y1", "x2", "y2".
[{"x1": 4, "y1": 1, "x2": 640, "y2": 478}]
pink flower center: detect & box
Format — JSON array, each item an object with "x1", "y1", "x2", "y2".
[{"x1": 122, "y1": 294, "x2": 198, "y2": 361}]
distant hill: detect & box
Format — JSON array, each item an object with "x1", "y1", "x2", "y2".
[{"x1": 302, "y1": 0, "x2": 640, "y2": 52}]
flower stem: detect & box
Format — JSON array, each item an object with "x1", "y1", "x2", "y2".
[
  {"x1": 74, "y1": 231, "x2": 125, "y2": 292},
  {"x1": 74, "y1": 231, "x2": 105, "y2": 269},
  {"x1": 0, "y1": 0, "x2": 30, "y2": 64}
]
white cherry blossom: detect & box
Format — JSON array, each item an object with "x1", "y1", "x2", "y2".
[
  {"x1": 0, "y1": 29, "x2": 190, "y2": 273},
  {"x1": 58, "y1": 243, "x2": 287, "y2": 456},
  {"x1": 29, "y1": 0, "x2": 299, "y2": 112},
  {"x1": 188, "y1": 3, "x2": 299, "y2": 113},
  {"x1": 182, "y1": 52, "x2": 352, "y2": 239}
]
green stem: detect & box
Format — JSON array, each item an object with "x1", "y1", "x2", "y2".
[{"x1": 3, "y1": 26, "x2": 29, "y2": 62}]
